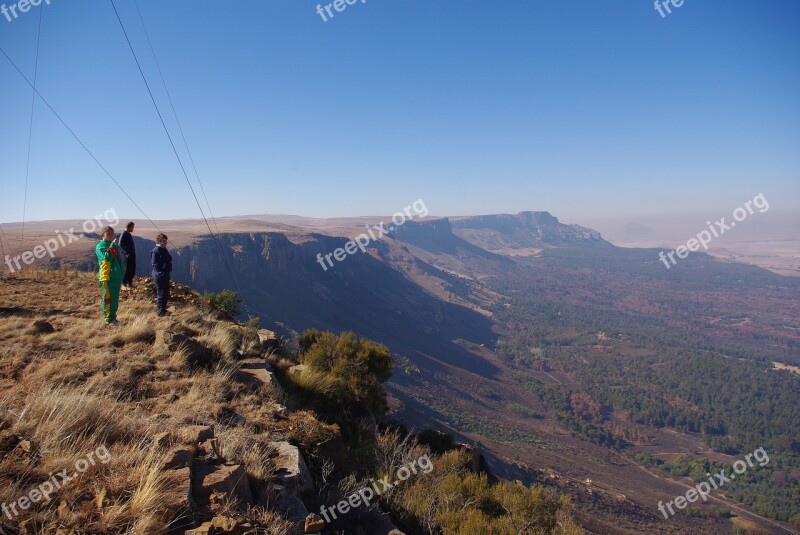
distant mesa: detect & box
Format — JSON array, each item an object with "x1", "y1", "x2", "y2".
[
  {"x1": 446, "y1": 211, "x2": 609, "y2": 255},
  {"x1": 622, "y1": 222, "x2": 656, "y2": 240}
]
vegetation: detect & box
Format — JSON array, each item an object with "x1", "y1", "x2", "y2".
[
  {"x1": 295, "y1": 329, "x2": 394, "y2": 415},
  {"x1": 356, "y1": 429, "x2": 584, "y2": 535},
  {"x1": 488, "y1": 248, "x2": 800, "y2": 523},
  {"x1": 204, "y1": 289, "x2": 242, "y2": 317}
]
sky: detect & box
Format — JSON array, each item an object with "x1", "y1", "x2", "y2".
[{"x1": 1, "y1": 0, "x2": 799, "y2": 230}]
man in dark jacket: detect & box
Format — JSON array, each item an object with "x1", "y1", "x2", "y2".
[
  {"x1": 151, "y1": 233, "x2": 173, "y2": 317},
  {"x1": 120, "y1": 221, "x2": 136, "y2": 288}
]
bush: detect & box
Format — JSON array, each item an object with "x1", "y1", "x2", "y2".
[
  {"x1": 205, "y1": 289, "x2": 241, "y2": 316},
  {"x1": 297, "y1": 330, "x2": 394, "y2": 414}
]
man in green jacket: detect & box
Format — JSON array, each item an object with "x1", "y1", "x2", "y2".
[{"x1": 96, "y1": 226, "x2": 124, "y2": 325}]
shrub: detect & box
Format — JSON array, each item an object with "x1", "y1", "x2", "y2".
[
  {"x1": 297, "y1": 330, "x2": 394, "y2": 414},
  {"x1": 204, "y1": 289, "x2": 242, "y2": 317}
]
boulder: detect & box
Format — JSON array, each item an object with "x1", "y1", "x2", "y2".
[
  {"x1": 193, "y1": 462, "x2": 253, "y2": 506},
  {"x1": 29, "y1": 320, "x2": 55, "y2": 334},
  {"x1": 161, "y1": 446, "x2": 193, "y2": 470},
  {"x1": 269, "y1": 441, "x2": 314, "y2": 498},
  {"x1": 304, "y1": 513, "x2": 325, "y2": 534},
  {"x1": 0, "y1": 430, "x2": 19, "y2": 453},
  {"x1": 259, "y1": 484, "x2": 308, "y2": 534},
  {"x1": 176, "y1": 425, "x2": 214, "y2": 446},
  {"x1": 235, "y1": 358, "x2": 280, "y2": 392},
  {"x1": 160, "y1": 466, "x2": 194, "y2": 532},
  {"x1": 163, "y1": 331, "x2": 214, "y2": 367}
]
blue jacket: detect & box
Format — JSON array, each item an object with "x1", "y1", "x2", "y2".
[{"x1": 151, "y1": 245, "x2": 172, "y2": 279}]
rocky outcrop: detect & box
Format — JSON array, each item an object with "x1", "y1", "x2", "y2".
[{"x1": 269, "y1": 441, "x2": 314, "y2": 499}]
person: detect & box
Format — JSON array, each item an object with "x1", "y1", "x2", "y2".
[
  {"x1": 120, "y1": 221, "x2": 136, "y2": 289},
  {"x1": 151, "y1": 233, "x2": 172, "y2": 317},
  {"x1": 96, "y1": 226, "x2": 124, "y2": 326}
]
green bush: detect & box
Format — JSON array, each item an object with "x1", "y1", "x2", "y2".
[
  {"x1": 205, "y1": 289, "x2": 241, "y2": 316},
  {"x1": 297, "y1": 329, "x2": 394, "y2": 414}
]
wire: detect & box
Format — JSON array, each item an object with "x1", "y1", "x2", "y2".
[
  {"x1": 109, "y1": 0, "x2": 251, "y2": 317},
  {"x1": 133, "y1": 0, "x2": 223, "y2": 238},
  {"x1": 0, "y1": 47, "x2": 164, "y2": 235},
  {"x1": 21, "y1": 4, "x2": 44, "y2": 243}
]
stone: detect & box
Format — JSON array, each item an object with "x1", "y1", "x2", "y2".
[
  {"x1": 185, "y1": 522, "x2": 216, "y2": 535},
  {"x1": 269, "y1": 441, "x2": 314, "y2": 498},
  {"x1": 193, "y1": 462, "x2": 253, "y2": 506},
  {"x1": 289, "y1": 364, "x2": 305, "y2": 375},
  {"x1": 270, "y1": 403, "x2": 289, "y2": 418},
  {"x1": 0, "y1": 430, "x2": 19, "y2": 453},
  {"x1": 152, "y1": 431, "x2": 172, "y2": 448},
  {"x1": 176, "y1": 425, "x2": 214, "y2": 445},
  {"x1": 30, "y1": 320, "x2": 55, "y2": 334},
  {"x1": 160, "y1": 467, "x2": 195, "y2": 531},
  {"x1": 162, "y1": 446, "x2": 193, "y2": 470},
  {"x1": 163, "y1": 331, "x2": 215, "y2": 367},
  {"x1": 235, "y1": 358, "x2": 280, "y2": 391},
  {"x1": 258, "y1": 484, "x2": 307, "y2": 523},
  {"x1": 304, "y1": 513, "x2": 325, "y2": 534}
]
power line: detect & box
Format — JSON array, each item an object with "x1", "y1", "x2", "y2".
[
  {"x1": 0, "y1": 47, "x2": 164, "y2": 235},
  {"x1": 108, "y1": 0, "x2": 250, "y2": 317},
  {"x1": 132, "y1": 0, "x2": 222, "y2": 238},
  {"x1": 21, "y1": 4, "x2": 44, "y2": 243}
]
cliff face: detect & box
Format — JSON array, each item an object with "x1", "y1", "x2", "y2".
[
  {"x1": 450, "y1": 211, "x2": 608, "y2": 253},
  {"x1": 166, "y1": 231, "x2": 499, "y2": 378}
]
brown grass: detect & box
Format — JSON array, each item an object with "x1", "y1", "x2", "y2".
[{"x1": 0, "y1": 271, "x2": 291, "y2": 533}]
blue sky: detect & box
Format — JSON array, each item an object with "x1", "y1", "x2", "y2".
[{"x1": 1, "y1": 0, "x2": 799, "y2": 227}]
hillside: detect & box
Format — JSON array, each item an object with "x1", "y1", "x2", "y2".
[
  {"x1": 0, "y1": 271, "x2": 583, "y2": 535},
  {"x1": 2, "y1": 212, "x2": 799, "y2": 534}
]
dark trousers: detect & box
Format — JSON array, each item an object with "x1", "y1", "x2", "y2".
[
  {"x1": 123, "y1": 254, "x2": 136, "y2": 286},
  {"x1": 155, "y1": 276, "x2": 170, "y2": 314}
]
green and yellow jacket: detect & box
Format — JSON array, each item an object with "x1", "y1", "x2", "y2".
[{"x1": 96, "y1": 240, "x2": 123, "y2": 282}]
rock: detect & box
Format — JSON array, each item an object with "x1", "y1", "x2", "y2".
[
  {"x1": 289, "y1": 364, "x2": 305, "y2": 375},
  {"x1": 210, "y1": 515, "x2": 251, "y2": 534},
  {"x1": 160, "y1": 466, "x2": 195, "y2": 531},
  {"x1": 152, "y1": 431, "x2": 172, "y2": 448},
  {"x1": 30, "y1": 320, "x2": 55, "y2": 334},
  {"x1": 217, "y1": 407, "x2": 247, "y2": 426},
  {"x1": 388, "y1": 530, "x2": 406, "y2": 535},
  {"x1": 304, "y1": 513, "x2": 325, "y2": 534},
  {"x1": 258, "y1": 484, "x2": 307, "y2": 524},
  {"x1": 185, "y1": 522, "x2": 216, "y2": 535},
  {"x1": 235, "y1": 358, "x2": 280, "y2": 392},
  {"x1": 193, "y1": 462, "x2": 253, "y2": 506},
  {"x1": 162, "y1": 446, "x2": 193, "y2": 470},
  {"x1": 0, "y1": 429, "x2": 19, "y2": 453},
  {"x1": 269, "y1": 441, "x2": 314, "y2": 498},
  {"x1": 176, "y1": 425, "x2": 214, "y2": 445},
  {"x1": 270, "y1": 402, "x2": 289, "y2": 418},
  {"x1": 163, "y1": 331, "x2": 215, "y2": 367}
]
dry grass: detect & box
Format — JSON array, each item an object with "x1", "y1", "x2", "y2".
[
  {"x1": 286, "y1": 366, "x2": 338, "y2": 397},
  {"x1": 0, "y1": 271, "x2": 290, "y2": 533}
]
